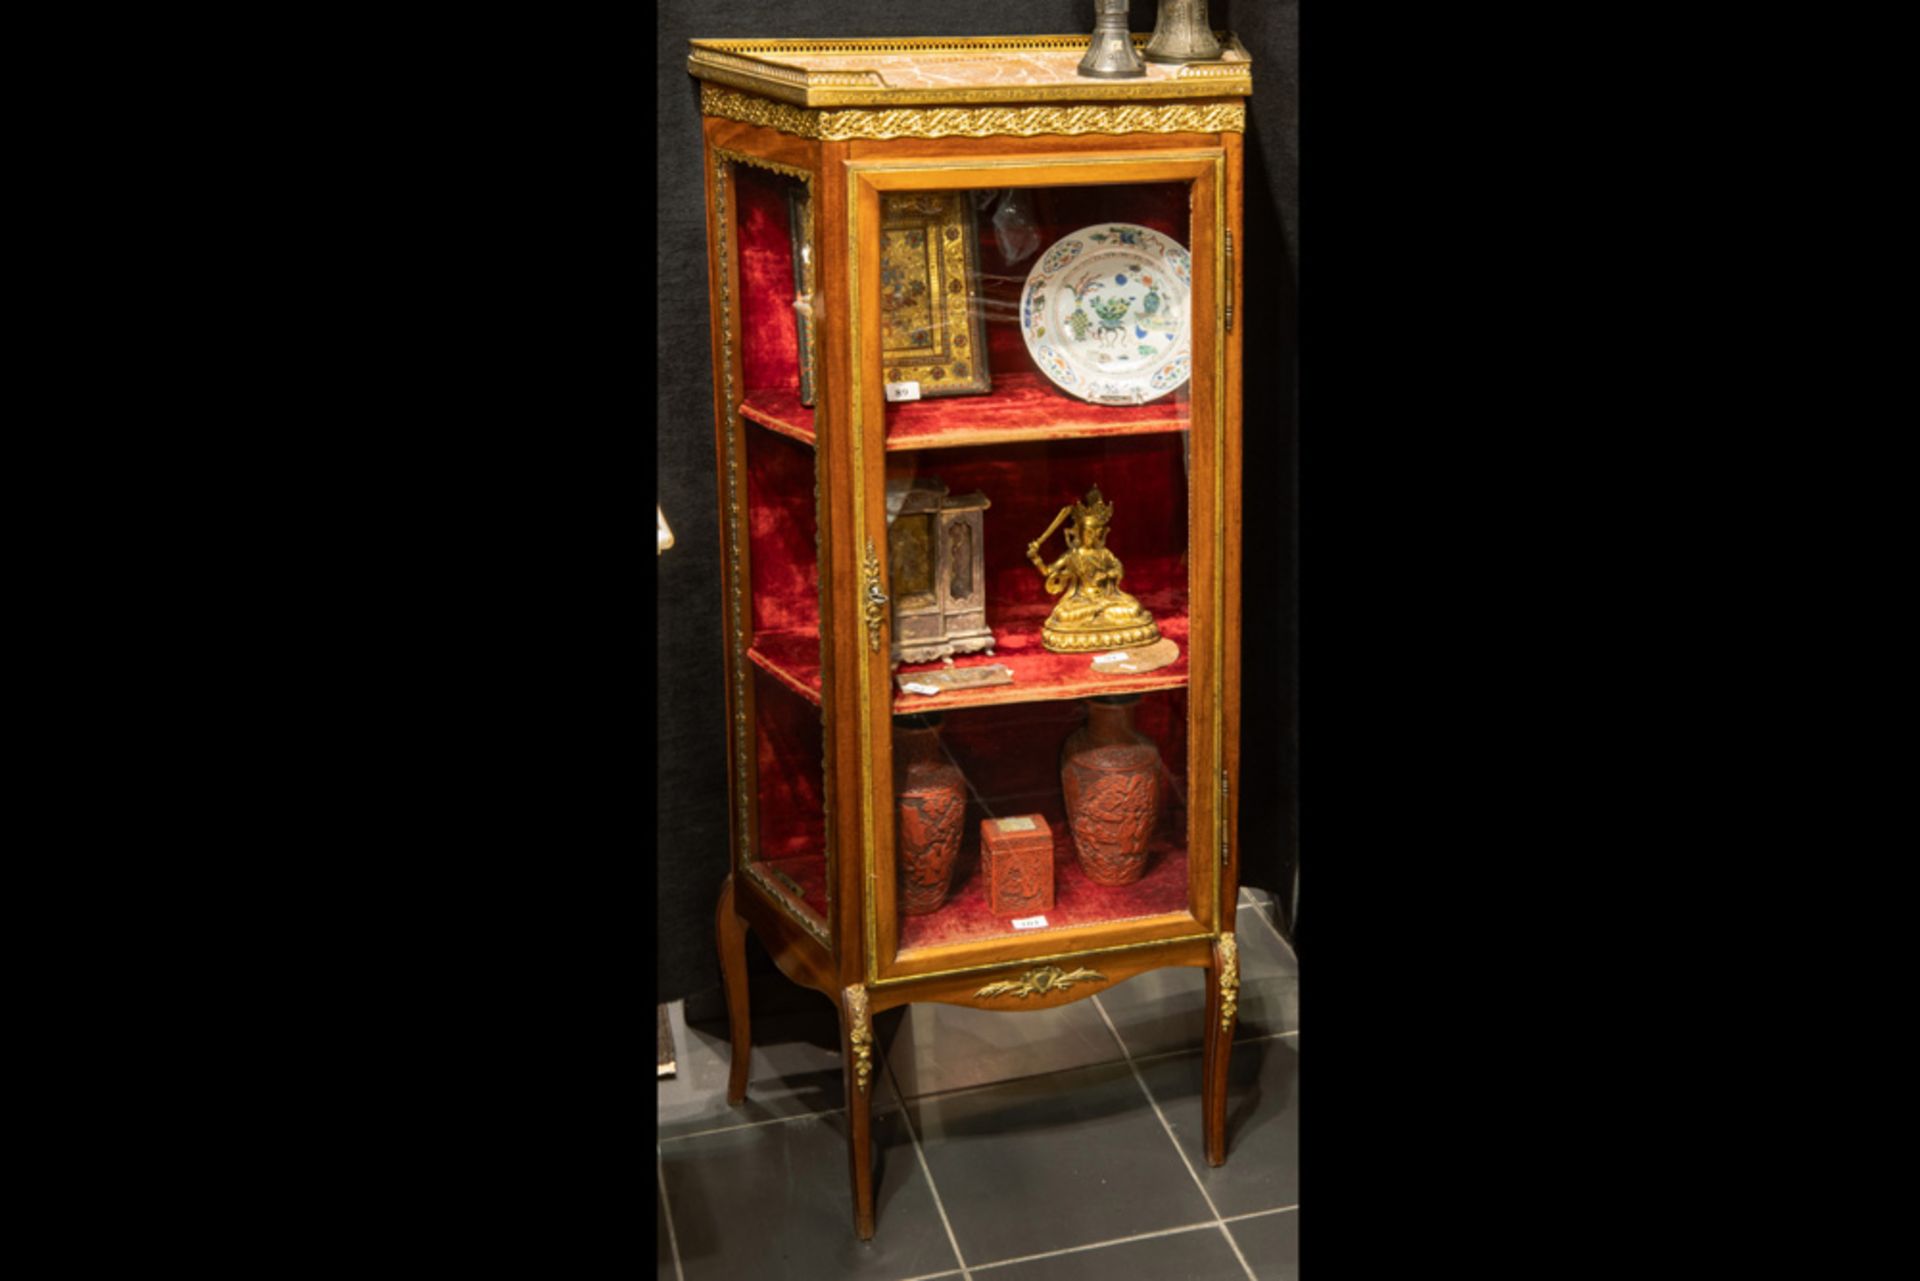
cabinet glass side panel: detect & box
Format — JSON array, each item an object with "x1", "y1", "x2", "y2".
[
  {"x1": 730, "y1": 160, "x2": 831, "y2": 941},
  {"x1": 880, "y1": 178, "x2": 1200, "y2": 959}
]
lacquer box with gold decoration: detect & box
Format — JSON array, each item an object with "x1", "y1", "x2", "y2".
[{"x1": 691, "y1": 32, "x2": 1250, "y2": 1240}]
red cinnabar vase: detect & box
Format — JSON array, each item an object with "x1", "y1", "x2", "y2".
[
  {"x1": 896, "y1": 714, "x2": 967, "y2": 915},
  {"x1": 1060, "y1": 695, "x2": 1161, "y2": 885}
]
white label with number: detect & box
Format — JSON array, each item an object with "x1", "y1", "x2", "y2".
[
  {"x1": 1010, "y1": 915, "x2": 1049, "y2": 930},
  {"x1": 884, "y1": 381, "x2": 922, "y2": 402}
]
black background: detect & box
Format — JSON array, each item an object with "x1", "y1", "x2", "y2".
[{"x1": 655, "y1": 0, "x2": 1299, "y2": 1005}]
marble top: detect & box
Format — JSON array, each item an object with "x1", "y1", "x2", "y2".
[
  {"x1": 756, "y1": 48, "x2": 1245, "y2": 91},
  {"x1": 688, "y1": 35, "x2": 1252, "y2": 107}
]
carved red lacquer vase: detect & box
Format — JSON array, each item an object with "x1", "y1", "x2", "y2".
[
  {"x1": 1060, "y1": 695, "x2": 1162, "y2": 886},
  {"x1": 896, "y1": 713, "x2": 968, "y2": 915}
]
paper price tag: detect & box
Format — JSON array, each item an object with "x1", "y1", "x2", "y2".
[
  {"x1": 884, "y1": 381, "x2": 922, "y2": 402},
  {"x1": 1010, "y1": 915, "x2": 1049, "y2": 930}
]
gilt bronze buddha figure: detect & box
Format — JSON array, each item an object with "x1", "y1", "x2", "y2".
[{"x1": 1026, "y1": 485, "x2": 1161, "y2": 653}]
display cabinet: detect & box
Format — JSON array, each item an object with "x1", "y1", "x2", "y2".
[{"x1": 690, "y1": 32, "x2": 1250, "y2": 1240}]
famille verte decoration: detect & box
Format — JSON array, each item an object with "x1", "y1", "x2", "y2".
[
  {"x1": 1028, "y1": 485, "x2": 1161, "y2": 654},
  {"x1": 887, "y1": 477, "x2": 994, "y2": 666},
  {"x1": 879, "y1": 192, "x2": 991, "y2": 397},
  {"x1": 1021, "y1": 223, "x2": 1192, "y2": 405}
]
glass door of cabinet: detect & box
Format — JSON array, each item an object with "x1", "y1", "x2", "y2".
[
  {"x1": 713, "y1": 149, "x2": 836, "y2": 951},
  {"x1": 848, "y1": 152, "x2": 1230, "y2": 983}
]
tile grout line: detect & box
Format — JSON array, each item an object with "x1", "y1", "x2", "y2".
[
  {"x1": 965, "y1": 1219, "x2": 1227, "y2": 1274},
  {"x1": 885, "y1": 1053, "x2": 973, "y2": 1281},
  {"x1": 892, "y1": 1211, "x2": 1292, "y2": 1280},
  {"x1": 660, "y1": 1017, "x2": 1295, "y2": 1142},
  {"x1": 1091, "y1": 994, "x2": 1259, "y2": 1281},
  {"x1": 1215, "y1": 1208, "x2": 1260, "y2": 1280},
  {"x1": 1116, "y1": 1028, "x2": 1294, "y2": 1072},
  {"x1": 659, "y1": 1104, "x2": 851, "y2": 1144},
  {"x1": 655, "y1": 1146, "x2": 686, "y2": 1281},
  {"x1": 877, "y1": 1028, "x2": 1300, "y2": 1116},
  {"x1": 1216, "y1": 1222, "x2": 1256, "y2": 1275}
]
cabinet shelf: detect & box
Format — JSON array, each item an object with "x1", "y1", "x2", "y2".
[
  {"x1": 747, "y1": 634, "x2": 823, "y2": 705},
  {"x1": 884, "y1": 371, "x2": 1189, "y2": 451},
  {"x1": 750, "y1": 852, "x2": 831, "y2": 926},
  {"x1": 740, "y1": 373, "x2": 1190, "y2": 452},
  {"x1": 892, "y1": 602, "x2": 1189, "y2": 711},
  {"x1": 746, "y1": 600, "x2": 1188, "y2": 715},
  {"x1": 741, "y1": 390, "x2": 816, "y2": 447},
  {"x1": 897, "y1": 802, "x2": 1191, "y2": 954}
]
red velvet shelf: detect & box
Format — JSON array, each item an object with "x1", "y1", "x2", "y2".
[
  {"x1": 897, "y1": 795, "x2": 1190, "y2": 952},
  {"x1": 893, "y1": 601, "x2": 1188, "y2": 712},
  {"x1": 748, "y1": 632, "x2": 823, "y2": 706},
  {"x1": 740, "y1": 374, "x2": 1189, "y2": 453},
  {"x1": 746, "y1": 604, "x2": 1188, "y2": 715},
  {"x1": 754, "y1": 852, "x2": 832, "y2": 925},
  {"x1": 741, "y1": 390, "x2": 816, "y2": 447},
  {"x1": 884, "y1": 371, "x2": 1188, "y2": 451}
]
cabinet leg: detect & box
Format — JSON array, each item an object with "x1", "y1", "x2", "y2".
[
  {"x1": 715, "y1": 873, "x2": 752, "y2": 1106},
  {"x1": 1203, "y1": 933, "x2": 1240, "y2": 1167},
  {"x1": 841, "y1": 984, "x2": 876, "y2": 1241}
]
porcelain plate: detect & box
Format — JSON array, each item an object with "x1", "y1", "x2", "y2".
[{"x1": 1020, "y1": 223, "x2": 1192, "y2": 406}]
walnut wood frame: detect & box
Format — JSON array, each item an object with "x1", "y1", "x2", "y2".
[{"x1": 698, "y1": 65, "x2": 1247, "y2": 1241}]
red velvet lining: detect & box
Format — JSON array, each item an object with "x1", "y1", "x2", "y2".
[
  {"x1": 894, "y1": 595, "x2": 1188, "y2": 710},
  {"x1": 741, "y1": 391, "x2": 815, "y2": 446},
  {"x1": 730, "y1": 173, "x2": 1195, "y2": 440},
  {"x1": 883, "y1": 372, "x2": 1187, "y2": 448},
  {"x1": 749, "y1": 639, "x2": 820, "y2": 706},
  {"x1": 752, "y1": 666, "x2": 826, "y2": 866},
  {"x1": 733, "y1": 165, "x2": 803, "y2": 396},
  {"x1": 894, "y1": 432, "x2": 1190, "y2": 615},
  {"x1": 893, "y1": 181, "x2": 1193, "y2": 443},
  {"x1": 744, "y1": 419, "x2": 821, "y2": 639},
  {"x1": 732, "y1": 180, "x2": 1203, "y2": 947},
  {"x1": 742, "y1": 376, "x2": 1186, "y2": 452},
  {"x1": 744, "y1": 646, "x2": 1198, "y2": 947},
  {"x1": 743, "y1": 431, "x2": 1195, "y2": 713},
  {"x1": 897, "y1": 689, "x2": 1193, "y2": 951},
  {"x1": 748, "y1": 603, "x2": 1187, "y2": 715},
  {"x1": 758, "y1": 853, "x2": 831, "y2": 926}
]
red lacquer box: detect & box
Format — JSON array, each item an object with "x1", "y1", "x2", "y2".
[{"x1": 981, "y1": 814, "x2": 1055, "y2": 917}]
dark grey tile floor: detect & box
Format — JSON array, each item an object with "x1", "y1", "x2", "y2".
[{"x1": 658, "y1": 889, "x2": 1298, "y2": 1281}]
